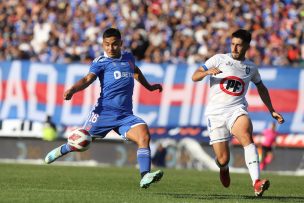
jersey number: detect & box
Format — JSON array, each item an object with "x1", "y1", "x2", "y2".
[{"x1": 89, "y1": 112, "x2": 99, "y2": 123}]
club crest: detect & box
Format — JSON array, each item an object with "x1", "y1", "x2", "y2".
[{"x1": 245, "y1": 66, "x2": 250, "y2": 74}]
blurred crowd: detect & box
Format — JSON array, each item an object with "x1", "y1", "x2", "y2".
[{"x1": 0, "y1": 0, "x2": 303, "y2": 67}]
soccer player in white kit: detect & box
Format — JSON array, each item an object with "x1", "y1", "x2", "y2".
[{"x1": 192, "y1": 29, "x2": 284, "y2": 196}]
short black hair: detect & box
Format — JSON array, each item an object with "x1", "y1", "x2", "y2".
[
  {"x1": 103, "y1": 28, "x2": 121, "y2": 39},
  {"x1": 232, "y1": 29, "x2": 251, "y2": 44}
]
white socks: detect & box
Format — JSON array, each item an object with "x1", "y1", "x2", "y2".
[{"x1": 244, "y1": 143, "x2": 260, "y2": 185}]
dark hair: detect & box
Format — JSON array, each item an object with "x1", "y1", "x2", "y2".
[
  {"x1": 103, "y1": 28, "x2": 121, "y2": 39},
  {"x1": 232, "y1": 29, "x2": 251, "y2": 44}
]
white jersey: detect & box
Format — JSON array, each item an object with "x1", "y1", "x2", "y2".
[{"x1": 202, "y1": 53, "x2": 261, "y2": 115}]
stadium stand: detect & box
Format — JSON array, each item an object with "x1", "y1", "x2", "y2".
[{"x1": 0, "y1": 0, "x2": 303, "y2": 66}]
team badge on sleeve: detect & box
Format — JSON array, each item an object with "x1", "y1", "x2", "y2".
[{"x1": 246, "y1": 66, "x2": 250, "y2": 74}]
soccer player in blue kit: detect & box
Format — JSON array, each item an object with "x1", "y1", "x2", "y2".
[{"x1": 45, "y1": 28, "x2": 163, "y2": 188}]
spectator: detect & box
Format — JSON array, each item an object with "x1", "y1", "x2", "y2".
[
  {"x1": 260, "y1": 122, "x2": 278, "y2": 170},
  {"x1": 42, "y1": 115, "x2": 57, "y2": 141},
  {"x1": 130, "y1": 29, "x2": 149, "y2": 61},
  {"x1": 152, "y1": 143, "x2": 167, "y2": 167}
]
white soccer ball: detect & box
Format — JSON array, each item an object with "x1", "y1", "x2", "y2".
[{"x1": 67, "y1": 128, "x2": 92, "y2": 152}]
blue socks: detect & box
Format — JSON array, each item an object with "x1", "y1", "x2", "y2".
[
  {"x1": 60, "y1": 144, "x2": 72, "y2": 155},
  {"x1": 137, "y1": 148, "x2": 151, "y2": 177}
]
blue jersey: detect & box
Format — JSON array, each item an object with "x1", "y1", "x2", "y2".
[
  {"x1": 84, "y1": 51, "x2": 146, "y2": 138},
  {"x1": 90, "y1": 51, "x2": 136, "y2": 116}
]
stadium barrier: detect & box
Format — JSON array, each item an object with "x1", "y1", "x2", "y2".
[
  {"x1": 0, "y1": 119, "x2": 304, "y2": 148},
  {"x1": 0, "y1": 137, "x2": 303, "y2": 173}
]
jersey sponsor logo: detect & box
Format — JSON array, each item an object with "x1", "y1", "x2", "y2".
[
  {"x1": 113, "y1": 71, "x2": 134, "y2": 79},
  {"x1": 220, "y1": 76, "x2": 245, "y2": 96}
]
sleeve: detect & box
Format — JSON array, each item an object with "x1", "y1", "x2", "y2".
[
  {"x1": 89, "y1": 57, "x2": 105, "y2": 76},
  {"x1": 201, "y1": 54, "x2": 219, "y2": 71},
  {"x1": 251, "y1": 67, "x2": 262, "y2": 85}
]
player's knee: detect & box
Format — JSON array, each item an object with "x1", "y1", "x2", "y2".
[
  {"x1": 137, "y1": 133, "x2": 150, "y2": 147},
  {"x1": 240, "y1": 134, "x2": 254, "y2": 146}
]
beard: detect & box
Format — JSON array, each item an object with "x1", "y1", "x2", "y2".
[{"x1": 232, "y1": 52, "x2": 245, "y2": 60}]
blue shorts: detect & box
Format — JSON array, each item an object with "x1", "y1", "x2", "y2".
[{"x1": 82, "y1": 112, "x2": 146, "y2": 140}]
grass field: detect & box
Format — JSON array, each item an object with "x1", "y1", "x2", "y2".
[{"x1": 0, "y1": 163, "x2": 303, "y2": 203}]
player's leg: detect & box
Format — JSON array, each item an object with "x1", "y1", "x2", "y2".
[
  {"x1": 231, "y1": 115, "x2": 269, "y2": 196},
  {"x1": 45, "y1": 112, "x2": 94, "y2": 164},
  {"x1": 207, "y1": 115, "x2": 232, "y2": 187},
  {"x1": 231, "y1": 115, "x2": 259, "y2": 181},
  {"x1": 127, "y1": 124, "x2": 151, "y2": 176},
  {"x1": 125, "y1": 123, "x2": 163, "y2": 188},
  {"x1": 44, "y1": 129, "x2": 95, "y2": 164},
  {"x1": 44, "y1": 142, "x2": 75, "y2": 164},
  {"x1": 212, "y1": 141, "x2": 231, "y2": 187},
  {"x1": 45, "y1": 112, "x2": 106, "y2": 164}
]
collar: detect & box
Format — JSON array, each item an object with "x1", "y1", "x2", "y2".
[{"x1": 104, "y1": 51, "x2": 122, "y2": 60}]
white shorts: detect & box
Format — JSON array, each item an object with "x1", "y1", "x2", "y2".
[{"x1": 206, "y1": 107, "x2": 248, "y2": 145}]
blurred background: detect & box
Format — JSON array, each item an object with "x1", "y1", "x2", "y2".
[{"x1": 0, "y1": 0, "x2": 303, "y2": 173}]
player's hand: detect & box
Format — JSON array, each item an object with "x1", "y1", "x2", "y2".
[
  {"x1": 271, "y1": 111, "x2": 285, "y2": 124},
  {"x1": 149, "y1": 84, "x2": 163, "y2": 92},
  {"x1": 207, "y1": 68, "x2": 222, "y2": 76},
  {"x1": 64, "y1": 89, "x2": 75, "y2": 100}
]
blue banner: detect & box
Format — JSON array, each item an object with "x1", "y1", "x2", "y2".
[{"x1": 0, "y1": 61, "x2": 303, "y2": 134}]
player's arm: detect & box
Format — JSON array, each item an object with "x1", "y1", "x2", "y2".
[
  {"x1": 64, "y1": 73, "x2": 97, "y2": 100},
  {"x1": 192, "y1": 66, "x2": 222, "y2": 82},
  {"x1": 134, "y1": 65, "x2": 162, "y2": 92},
  {"x1": 255, "y1": 81, "x2": 285, "y2": 124}
]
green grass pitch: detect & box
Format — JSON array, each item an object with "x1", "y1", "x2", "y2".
[{"x1": 0, "y1": 163, "x2": 303, "y2": 203}]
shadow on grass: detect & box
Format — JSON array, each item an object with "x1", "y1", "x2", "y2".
[{"x1": 154, "y1": 192, "x2": 304, "y2": 202}]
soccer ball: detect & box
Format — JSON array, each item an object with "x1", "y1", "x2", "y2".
[{"x1": 67, "y1": 128, "x2": 92, "y2": 152}]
